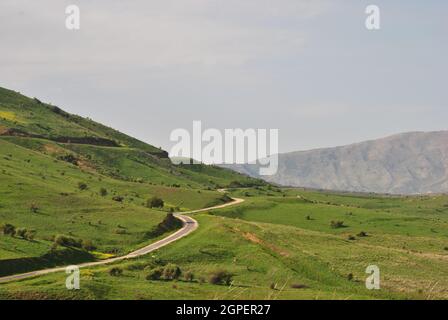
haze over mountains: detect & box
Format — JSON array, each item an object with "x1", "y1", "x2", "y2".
[{"x1": 225, "y1": 131, "x2": 448, "y2": 195}]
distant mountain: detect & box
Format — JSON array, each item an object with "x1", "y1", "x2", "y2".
[{"x1": 224, "y1": 131, "x2": 448, "y2": 194}]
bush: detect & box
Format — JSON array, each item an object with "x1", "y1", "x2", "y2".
[
  {"x1": 109, "y1": 267, "x2": 123, "y2": 277},
  {"x1": 100, "y1": 188, "x2": 108, "y2": 197},
  {"x1": 145, "y1": 264, "x2": 182, "y2": 281},
  {"x1": 347, "y1": 235, "x2": 356, "y2": 241},
  {"x1": 357, "y1": 231, "x2": 368, "y2": 237},
  {"x1": 54, "y1": 234, "x2": 82, "y2": 248},
  {"x1": 16, "y1": 228, "x2": 27, "y2": 239},
  {"x1": 146, "y1": 267, "x2": 164, "y2": 280},
  {"x1": 57, "y1": 154, "x2": 78, "y2": 165},
  {"x1": 162, "y1": 263, "x2": 182, "y2": 280},
  {"x1": 78, "y1": 182, "x2": 88, "y2": 190},
  {"x1": 330, "y1": 220, "x2": 346, "y2": 229},
  {"x1": 347, "y1": 273, "x2": 354, "y2": 281},
  {"x1": 112, "y1": 195, "x2": 124, "y2": 202},
  {"x1": 25, "y1": 230, "x2": 36, "y2": 240},
  {"x1": 209, "y1": 270, "x2": 233, "y2": 286},
  {"x1": 147, "y1": 196, "x2": 164, "y2": 208},
  {"x1": 1, "y1": 223, "x2": 16, "y2": 236}
]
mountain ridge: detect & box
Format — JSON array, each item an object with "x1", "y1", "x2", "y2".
[{"x1": 224, "y1": 130, "x2": 448, "y2": 195}]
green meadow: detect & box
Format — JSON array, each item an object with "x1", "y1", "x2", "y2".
[{"x1": 1, "y1": 189, "x2": 447, "y2": 300}]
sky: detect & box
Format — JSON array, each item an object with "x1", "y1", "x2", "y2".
[{"x1": 1, "y1": 0, "x2": 447, "y2": 154}]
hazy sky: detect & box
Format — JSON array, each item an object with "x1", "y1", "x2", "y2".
[{"x1": 1, "y1": 0, "x2": 447, "y2": 153}]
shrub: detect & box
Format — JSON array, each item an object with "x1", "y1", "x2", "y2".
[
  {"x1": 209, "y1": 270, "x2": 233, "y2": 286},
  {"x1": 147, "y1": 196, "x2": 164, "y2": 208},
  {"x1": 109, "y1": 267, "x2": 123, "y2": 277},
  {"x1": 54, "y1": 235, "x2": 82, "y2": 248},
  {"x1": 330, "y1": 220, "x2": 346, "y2": 229},
  {"x1": 112, "y1": 195, "x2": 124, "y2": 202},
  {"x1": 78, "y1": 182, "x2": 88, "y2": 190},
  {"x1": 162, "y1": 264, "x2": 181, "y2": 280},
  {"x1": 1, "y1": 223, "x2": 16, "y2": 236},
  {"x1": 347, "y1": 273, "x2": 354, "y2": 281},
  {"x1": 357, "y1": 231, "x2": 368, "y2": 237},
  {"x1": 100, "y1": 188, "x2": 108, "y2": 197},
  {"x1": 57, "y1": 154, "x2": 78, "y2": 165},
  {"x1": 25, "y1": 230, "x2": 36, "y2": 240},
  {"x1": 146, "y1": 267, "x2": 164, "y2": 280},
  {"x1": 347, "y1": 235, "x2": 356, "y2": 241},
  {"x1": 16, "y1": 228, "x2": 28, "y2": 239}
]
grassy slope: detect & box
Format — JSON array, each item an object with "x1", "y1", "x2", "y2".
[
  {"x1": 0, "y1": 87, "x2": 260, "y2": 278},
  {"x1": 2, "y1": 189, "x2": 447, "y2": 300},
  {"x1": 0, "y1": 86, "x2": 264, "y2": 189}
]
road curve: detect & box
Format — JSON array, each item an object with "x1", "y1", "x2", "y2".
[{"x1": 0, "y1": 196, "x2": 244, "y2": 284}]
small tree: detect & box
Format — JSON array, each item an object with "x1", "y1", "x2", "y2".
[
  {"x1": 162, "y1": 264, "x2": 181, "y2": 280},
  {"x1": 147, "y1": 196, "x2": 164, "y2": 208},
  {"x1": 1, "y1": 223, "x2": 16, "y2": 236},
  {"x1": 78, "y1": 182, "x2": 88, "y2": 191}
]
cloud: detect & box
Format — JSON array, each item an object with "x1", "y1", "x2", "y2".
[{"x1": 0, "y1": 0, "x2": 329, "y2": 73}]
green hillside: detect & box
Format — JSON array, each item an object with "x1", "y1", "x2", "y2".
[{"x1": 0, "y1": 87, "x2": 264, "y2": 277}]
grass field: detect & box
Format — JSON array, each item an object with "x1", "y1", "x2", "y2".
[
  {"x1": 0, "y1": 137, "x2": 234, "y2": 277},
  {"x1": 1, "y1": 188, "x2": 447, "y2": 300}
]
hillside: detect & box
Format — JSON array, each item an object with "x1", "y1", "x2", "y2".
[
  {"x1": 225, "y1": 131, "x2": 448, "y2": 194},
  {"x1": 0, "y1": 86, "x2": 263, "y2": 277},
  {"x1": 0, "y1": 87, "x2": 263, "y2": 189}
]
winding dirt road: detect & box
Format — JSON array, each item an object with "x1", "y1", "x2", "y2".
[{"x1": 0, "y1": 196, "x2": 244, "y2": 284}]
